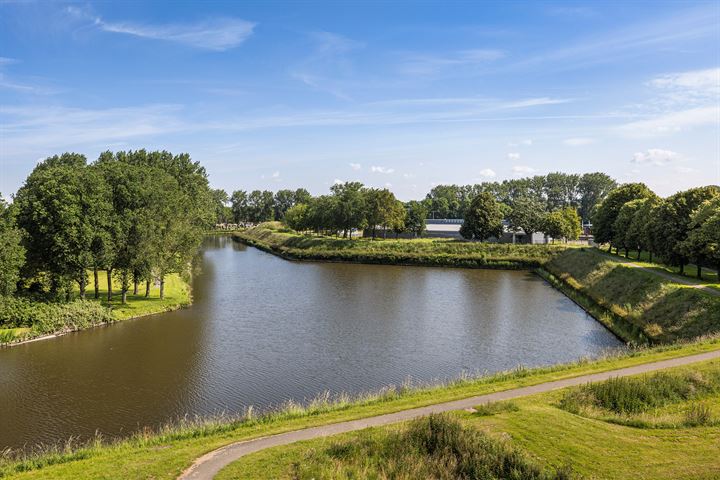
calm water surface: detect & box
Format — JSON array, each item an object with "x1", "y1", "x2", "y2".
[{"x1": 0, "y1": 236, "x2": 623, "y2": 449}]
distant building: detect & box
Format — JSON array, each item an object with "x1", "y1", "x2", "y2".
[{"x1": 425, "y1": 219, "x2": 549, "y2": 244}]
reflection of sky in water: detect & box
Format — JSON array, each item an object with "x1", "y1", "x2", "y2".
[{"x1": 0, "y1": 236, "x2": 624, "y2": 449}]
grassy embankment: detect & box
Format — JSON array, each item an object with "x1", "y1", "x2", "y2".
[
  {"x1": 218, "y1": 358, "x2": 720, "y2": 480},
  {"x1": 2, "y1": 338, "x2": 720, "y2": 479},
  {"x1": 540, "y1": 248, "x2": 720, "y2": 345},
  {"x1": 233, "y1": 222, "x2": 570, "y2": 269},
  {"x1": 0, "y1": 271, "x2": 190, "y2": 345}
]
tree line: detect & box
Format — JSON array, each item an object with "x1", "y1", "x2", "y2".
[
  {"x1": 593, "y1": 183, "x2": 719, "y2": 276},
  {"x1": 0, "y1": 151, "x2": 214, "y2": 304}
]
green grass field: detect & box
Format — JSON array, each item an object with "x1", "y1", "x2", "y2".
[
  {"x1": 217, "y1": 359, "x2": 720, "y2": 480},
  {"x1": 601, "y1": 249, "x2": 720, "y2": 292},
  {"x1": 2, "y1": 339, "x2": 720, "y2": 479},
  {"x1": 234, "y1": 222, "x2": 572, "y2": 269},
  {"x1": 82, "y1": 270, "x2": 191, "y2": 321}
]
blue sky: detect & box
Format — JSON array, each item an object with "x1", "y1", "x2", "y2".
[{"x1": 1, "y1": 1, "x2": 719, "y2": 200}]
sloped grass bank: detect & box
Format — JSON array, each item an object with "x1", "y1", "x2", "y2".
[
  {"x1": 543, "y1": 249, "x2": 720, "y2": 344},
  {"x1": 1, "y1": 339, "x2": 719, "y2": 479},
  {"x1": 218, "y1": 360, "x2": 720, "y2": 480},
  {"x1": 233, "y1": 222, "x2": 569, "y2": 269}
]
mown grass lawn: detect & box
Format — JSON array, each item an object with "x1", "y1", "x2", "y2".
[
  {"x1": 3, "y1": 340, "x2": 720, "y2": 479},
  {"x1": 81, "y1": 270, "x2": 191, "y2": 321},
  {"x1": 217, "y1": 359, "x2": 720, "y2": 480}
]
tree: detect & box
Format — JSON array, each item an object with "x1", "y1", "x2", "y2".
[
  {"x1": 0, "y1": 195, "x2": 25, "y2": 295},
  {"x1": 613, "y1": 199, "x2": 646, "y2": 257},
  {"x1": 330, "y1": 182, "x2": 367, "y2": 238},
  {"x1": 211, "y1": 189, "x2": 230, "y2": 224},
  {"x1": 284, "y1": 203, "x2": 310, "y2": 232},
  {"x1": 507, "y1": 196, "x2": 545, "y2": 241},
  {"x1": 544, "y1": 172, "x2": 580, "y2": 211},
  {"x1": 560, "y1": 207, "x2": 582, "y2": 241},
  {"x1": 247, "y1": 190, "x2": 275, "y2": 223},
  {"x1": 592, "y1": 183, "x2": 654, "y2": 251},
  {"x1": 652, "y1": 186, "x2": 719, "y2": 274},
  {"x1": 364, "y1": 188, "x2": 401, "y2": 239},
  {"x1": 293, "y1": 188, "x2": 312, "y2": 205},
  {"x1": 542, "y1": 211, "x2": 566, "y2": 243},
  {"x1": 231, "y1": 190, "x2": 248, "y2": 223},
  {"x1": 459, "y1": 192, "x2": 503, "y2": 241},
  {"x1": 681, "y1": 197, "x2": 720, "y2": 276},
  {"x1": 577, "y1": 172, "x2": 617, "y2": 223},
  {"x1": 626, "y1": 197, "x2": 659, "y2": 260},
  {"x1": 15, "y1": 154, "x2": 111, "y2": 299},
  {"x1": 273, "y1": 189, "x2": 296, "y2": 220},
  {"x1": 404, "y1": 201, "x2": 428, "y2": 237}
]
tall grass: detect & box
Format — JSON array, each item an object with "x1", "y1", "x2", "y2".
[{"x1": 293, "y1": 414, "x2": 576, "y2": 480}]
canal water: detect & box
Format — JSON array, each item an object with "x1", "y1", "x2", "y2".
[{"x1": 0, "y1": 236, "x2": 623, "y2": 449}]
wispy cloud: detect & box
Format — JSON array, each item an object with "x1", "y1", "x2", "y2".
[
  {"x1": 397, "y1": 49, "x2": 504, "y2": 75},
  {"x1": 66, "y1": 7, "x2": 255, "y2": 50},
  {"x1": 349, "y1": 163, "x2": 361, "y2": 171},
  {"x1": 507, "y1": 153, "x2": 520, "y2": 160},
  {"x1": 512, "y1": 165, "x2": 536, "y2": 175},
  {"x1": 371, "y1": 165, "x2": 395, "y2": 174},
  {"x1": 619, "y1": 105, "x2": 719, "y2": 137},
  {"x1": 478, "y1": 168, "x2": 496, "y2": 178},
  {"x1": 563, "y1": 137, "x2": 595, "y2": 146}
]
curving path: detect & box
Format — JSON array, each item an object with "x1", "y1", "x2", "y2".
[{"x1": 179, "y1": 349, "x2": 720, "y2": 479}]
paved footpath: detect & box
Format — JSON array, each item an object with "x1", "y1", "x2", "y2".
[{"x1": 179, "y1": 349, "x2": 720, "y2": 480}]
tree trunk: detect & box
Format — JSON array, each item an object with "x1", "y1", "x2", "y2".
[
  {"x1": 372, "y1": 226, "x2": 376, "y2": 239},
  {"x1": 121, "y1": 289, "x2": 127, "y2": 305},
  {"x1": 79, "y1": 272, "x2": 86, "y2": 300},
  {"x1": 106, "y1": 269, "x2": 113, "y2": 302},
  {"x1": 679, "y1": 260, "x2": 685, "y2": 275},
  {"x1": 625, "y1": 248, "x2": 629, "y2": 258},
  {"x1": 607, "y1": 244, "x2": 612, "y2": 253},
  {"x1": 160, "y1": 276, "x2": 165, "y2": 299},
  {"x1": 649, "y1": 252, "x2": 653, "y2": 262},
  {"x1": 637, "y1": 250, "x2": 642, "y2": 260},
  {"x1": 133, "y1": 279, "x2": 139, "y2": 296},
  {"x1": 145, "y1": 279, "x2": 151, "y2": 297},
  {"x1": 697, "y1": 264, "x2": 702, "y2": 279},
  {"x1": 94, "y1": 268, "x2": 99, "y2": 299}
]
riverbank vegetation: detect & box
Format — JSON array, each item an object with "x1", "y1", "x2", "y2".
[
  {"x1": 543, "y1": 248, "x2": 720, "y2": 344},
  {"x1": 593, "y1": 183, "x2": 719, "y2": 278},
  {"x1": 220, "y1": 359, "x2": 720, "y2": 480},
  {"x1": 234, "y1": 222, "x2": 569, "y2": 268},
  {"x1": 0, "y1": 150, "x2": 214, "y2": 345},
  {"x1": 1, "y1": 338, "x2": 718, "y2": 479}
]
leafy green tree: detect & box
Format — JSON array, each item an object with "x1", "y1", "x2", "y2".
[
  {"x1": 284, "y1": 203, "x2": 310, "y2": 232},
  {"x1": 626, "y1": 196, "x2": 659, "y2": 260},
  {"x1": 211, "y1": 189, "x2": 230, "y2": 223},
  {"x1": 364, "y1": 188, "x2": 402, "y2": 239},
  {"x1": 248, "y1": 190, "x2": 275, "y2": 222},
  {"x1": 231, "y1": 190, "x2": 248, "y2": 223},
  {"x1": 0, "y1": 195, "x2": 25, "y2": 295},
  {"x1": 507, "y1": 196, "x2": 545, "y2": 240},
  {"x1": 577, "y1": 172, "x2": 617, "y2": 223},
  {"x1": 307, "y1": 195, "x2": 338, "y2": 234},
  {"x1": 652, "y1": 186, "x2": 720, "y2": 274},
  {"x1": 544, "y1": 172, "x2": 580, "y2": 211},
  {"x1": 404, "y1": 201, "x2": 428, "y2": 237},
  {"x1": 681, "y1": 197, "x2": 720, "y2": 276},
  {"x1": 542, "y1": 211, "x2": 566, "y2": 243},
  {"x1": 613, "y1": 199, "x2": 646, "y2": 257},
  {"x1": 592, "y1": 183, "x2": 654, "y2": 251},
  {"x1": 459, "y1": 192, "x2": 503, "y2": 241},
  {"x1": 561, "y1": 207, "x2": 582, "y2": 241},
  {"x1": 293, "y1": 188, "x2": 312, "y2": 205},
  {"x1": 330, "y1": 182, "x2": 367, "y2": 238},
  {"x1": 274, "y1": 189, "x2": 296, "y2": 220}
]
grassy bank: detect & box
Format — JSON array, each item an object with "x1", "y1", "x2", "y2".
[
  {"x1": 543, "y1": 249, "x2": 720, "y2": 344},
  {"x1": 220, "y1": 359, "x2": 720, "y2": 480},
  {"x1": 233, "y1": 222, "x2": 570, "y2": 269},
  {"x1": 0, "y1": 273, "x2": 190, "y2": 346},
  {"x1": 2, "y1": 338, "x2": 720, "y2": 479}
]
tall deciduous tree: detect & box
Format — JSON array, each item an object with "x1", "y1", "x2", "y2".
[
  {"x1": 507, "y1": 196, "x2": 546, "y2": 240},
  {"x1": 592, "y1": 183, "x2": 654, "y2": 251},
  {"x1": 0, "y1": 195, "x2": 25, "y2": 296},
  {"x1": 577, "y1": 172, "x2": 617, "y2": 223},
  {"x1": 330, "y1": 182, "x2": 367, "y2": 238},
  {"x1": 460, "y1": 192, "x2": 503, "y2": 241},
  {"x1": 404, "y1": 200, "x2": 428, "y2": 237}
]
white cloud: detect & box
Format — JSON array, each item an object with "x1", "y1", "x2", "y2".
[
  {"x1": 271, "y1": 171, "x2": 280, "y2": 178},
  {"x1": 563, "y1": 137, "x2": 595, "y2": 146},
  {"x1": 402, "y1": 173, "x2": 415, "y2": 179},
  {"x1": 384, "y1": 182, "x2": 392, "y2": 188},
  {"x1": 619, "y1": 106, "x2": 719, "y2": 137},
  {"x1": 349, "y1": 162, "x2": 361, "y2": 171},
  {"x1": 675, "y1": 166, "x2": 698, "y2": 174},
  {"x1": 478, "y1": 168, "x2": 496, "y2": 178},
  {"x1": 512, "y1": 165, "x2": 537, "y2": 175},
  {"x1": 500, "y1": 98, "x2": 571, "y2": 109},
  {"x1": 66, "y1": 7, "x2": 255, "y2": 51},
  {"x1": 371, "y1": 165, "x2": 395, "y2": 174},
  {"x1": 650, "y1": 68, "x2": 720, "y2": 99},
  {"x1": 333, "y1": 178, "x2": 344, "y2": 185},
  {"x1": 631, "y1": 148, "x2": 679, "y2": 166},
  {"x1": 507, "y1": 152, "x2": 520, "y2": 160},
  {"x1": 397, "y1": 49, "x2": 504, "y2": 75}
]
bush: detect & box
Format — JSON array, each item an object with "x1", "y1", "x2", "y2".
[
  {"x1": 295, "y1": 414, "x2": 575, "y2": 480},
  {"x1": 0, "y1": 295, "x2": 114, "y2": 339},
  {"x1": 684, "y1": 402, "x2": 713, "y2": 427},
  {"x1": 473, "y1": 401, "x2": 520, "y2": 416}
]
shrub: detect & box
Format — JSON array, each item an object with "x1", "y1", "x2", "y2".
[
  {"x1": 474, "y1": 401, "x2": 520, "y2": 416},
  {"x1": 684, "y1": 402, "x2": 713, "y2": 427}
]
